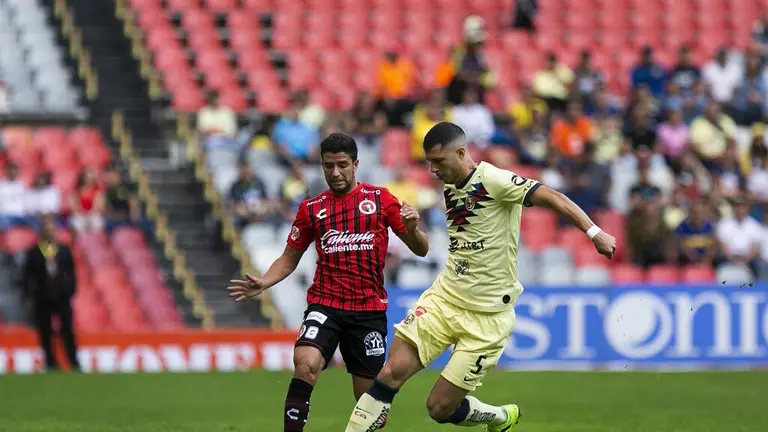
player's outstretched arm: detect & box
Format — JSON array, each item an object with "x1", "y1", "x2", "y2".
[
  {"x1": 227, "y1": 245, "x2": 305, "y2": 302},
  {"x1": 397, "y1": 201, "x2": 429, "y2": 257},
  {"x1": 527, "y1": 185, "x2": 617, "y2": 259}
]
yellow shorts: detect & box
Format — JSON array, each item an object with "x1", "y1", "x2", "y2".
[{"x1": 393, "y1": 289, "x2": 515, "y2": 391}]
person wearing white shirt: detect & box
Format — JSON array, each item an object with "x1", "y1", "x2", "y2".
[
  {"x1": 451, "y1": 86, "x2": 495, "y2": 148},
  {"x1": 702, "y1": 49, "x2": 743, "y2": 104},
  {"x1": 716, "y1": 198, "x2": 763, "y2": 275},
  {"x1": 26, "y1": 172, "x2": 62, "y2": 219},
  {"x1": 747, "y1": 154, "x2": 768, "y2": 202},
  {"x1": 0, "y1": 164, "x2": 33, "y2": 230}
]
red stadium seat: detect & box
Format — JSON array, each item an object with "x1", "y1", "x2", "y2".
[
  {"x1": 681, "y1": 265, "x2": 716, "y2": 283},
  {"x1": 612, "y1": 264, "x2": 645, "y2": 284},
  {"x1": 167, "y1": 0, "x2": 201, "y2": 11},
  {"x1": 647, "y1": 265, "x2": 681, "y2": 284},
  {"x1": 4, "y1": 228, "x2": 37, "y2": 254},
  {"x1": 380, "y1": 129, "x2": 412, "y2": 167},
  {"x1": 206, "y1": 0, "x2": 238, "y2": 13}
]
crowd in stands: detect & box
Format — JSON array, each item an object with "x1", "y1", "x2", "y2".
[
  {"x1": 198, "y1": 15, "x2": 768, "y2": 284},
  {"x1": 0, "y1": 153, "x2": 145, "y2": 240}
]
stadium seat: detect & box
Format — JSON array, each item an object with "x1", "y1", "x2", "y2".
[
  {"x1": 647, "y1": 265, "x2": 681, "y2": 284},
  {"x1": 681, "y1": 265, "x2": 716, "y2": 283},
  {"x1": 612, "y1": 264, "x2": 645, "y2": 284}
]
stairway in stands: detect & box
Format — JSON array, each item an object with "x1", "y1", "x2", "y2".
[{"x1": 43, "y1": 0, "x2": 260, "y2": 326}]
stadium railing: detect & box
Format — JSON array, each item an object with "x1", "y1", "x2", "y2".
[
  {"x1": 111, "y1": 111, "x2": 215, "y2": 329},
  {"x1": 53, "y1": 0, "x2": 98, "y2": 101}
]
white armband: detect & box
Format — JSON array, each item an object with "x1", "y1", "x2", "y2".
[{"x1": 586, "y1": 225, "x2": 602, "y2": 240}]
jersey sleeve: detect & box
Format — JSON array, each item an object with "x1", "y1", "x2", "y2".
[
  {"x1": 286, "y1": 201, "x2": 315, "y2": 251},
  {"x1": 381, "y1": 188, "x2": 408, "y2": 235},
  {"x1": 486, "y1": 165, "x2": 541, "y2": 207}
]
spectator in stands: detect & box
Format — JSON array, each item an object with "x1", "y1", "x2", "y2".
[
  {"x1": 197, "y1": 91, "x2": 239, "y2": 151},
  {"x1": 103, "y1": 166, "x2": 146, "y2": 235},
  {"x1": 712, "y1": 141, "x2": 746, "y2": 200},
  {"x1": 664, "y1": 185, "x2": 688, "y2": 230},
  {"x1": 626, "y1": 198, "x2": 675, "y2": 268},
  {"x1": 731, "y1": 54, "x2": 767, "y2": 126},
  {"x1": 585, "y1": 84, "x2": 622, "y2": 119},
  {"x1": 752, "y1": 11, "x2": 768, "y2": 53},
  {"x1": 573, "y1": 51, "x2": 603, "y2": 108},
  {"x1": 22, "y1": 215, "x2": 80, "y2": 372},
  {"x1": 573, "y1": 142, "x2": 611, "y2": 201},
  {"x1": 0, "y1": 163, "x2": 33, "y2": 231},
  {"x1": 676, "y1": 198, "x2": 717, "y2": 265},
  {"x1": 716, "y1": 196, "x2": 763, "y2": 276},
  {"x1": 451, "y1": 85, "x2": 495, "y2": 148},
  {"x1": 532, "y1": 52, "x2": 573, "y2": 112},
  {"x1": 230, "y1": 161, "x2": 273, "y2": 229},
  {"x1": 702, "y1": 48, "x2": 742, "y2": 105},
  {"x1": 25, "y1": 172, "x2": 61, "y2": 226},
  {"x1": 272, "y1": 101, "x2": 320, "y2": 164},
  {"x1": 669, "y1": 46, "x2": 700, "y2": 96},
  {"x1": 563, "y1": 168, "x2": 605, "y2": 223},
  {"x1": 551, "y1": 100, "x2": 594, "y2": 158},
  {"x1": 540, "y1": 151, "x2": 566, "y2": 191},
  {"x1": 631, "y1": 46, "x2": 667, "y2": 98},
  {"x1": 344, "y1": 91, "x2": 387, "y2": 147},
  {"x1": 747, "y1": 150, "x2": 768, "y2": 204},
  {"x1": 446, "y1": 20, "x2": 495, "y2": 106},
  {"x1": 411, "y1": 89, "x2": 451, "y2": 161},
  {"x1": 661, "y1": 81, "x2": 685, "y2": 116},
  {"x1": 682, "y1": 80, "x2": 710, "y2": 124},
  {"x1": 518, "y1": 110, "x2": 550, "y2": 164},
  {"x1": 376, "y1": 49, "x2": 417, "y2": 126},
  {"x1": 280, "y1": 164, "x2": 309, "y2": 217},
  {"x1": 742, "y1": 123, "x2": 768, "y2": 174},
  {"x1": 593, "y1": 115, "x2": 623, "y2": 163},
  {"x1": 385, "y1": 166, "x2": 419, "y2": 209},
  {"x1": 293, "y1": 89, "x2": 326, "y2": 131},
  {"x1": 69, "y1": 169, "x2": 104, "y2": 233},
  {"x1": 508, "y1": 84, "x2": 548, "y2": 132},
  {"x1": 657, "y1": 109, "x2": 689, "y2": 172},
  {"x1": 628, "y1": 161, "x2": 662, "y2": 211},
  {"x1": 689, "y1": 101, "x2": 737, "y2": 168},
  {"x1": 623, "y1": 104, "x2": 658, "y2": 154}
]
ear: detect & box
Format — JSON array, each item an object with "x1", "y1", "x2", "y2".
[
  {"x1": 456, "y1": 146, "x2": 466, "y2": 159},
  {"x1": 353, "y1": 159, "x2": 360, "y2": 171}
]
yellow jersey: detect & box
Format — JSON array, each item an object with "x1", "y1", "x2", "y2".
[{"x1": 432, "y1": 162, "x2": 540, "y2": 312}]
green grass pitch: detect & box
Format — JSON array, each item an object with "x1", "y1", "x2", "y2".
[{"x1": 1, "y1": 369, "x2": 766, "y2": 431}]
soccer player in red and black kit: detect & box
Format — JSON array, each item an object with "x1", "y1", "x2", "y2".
[{"x1": 227, "y1": 133, "x2": 429, "y2": 431}]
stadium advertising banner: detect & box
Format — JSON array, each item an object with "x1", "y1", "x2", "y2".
[
  {"x1": 388, "y1": 284, "x2": 768, "y2": 371},
  {"x1": 2, "y1": 284, "x2": 767, "y2": 373}
]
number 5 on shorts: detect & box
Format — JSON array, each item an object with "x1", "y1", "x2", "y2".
[{"x1": 471, "y1": 355, "x2": 487, "y2": 375}]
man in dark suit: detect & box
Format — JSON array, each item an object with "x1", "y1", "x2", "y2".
[{"x1": 23, "y1": 215, "x2": 80, "y2": 371}]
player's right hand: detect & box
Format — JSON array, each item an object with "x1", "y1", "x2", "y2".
[
  {"x1": 592, "y1": 231, "x2": 617, "y2": 259},
  {"x1": 227, "y1": 273, "x2": 267, "y2": 302}
]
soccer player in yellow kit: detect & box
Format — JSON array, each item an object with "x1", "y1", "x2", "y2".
[{"x1": 344, "y1": 122, "x2": 617, "y2": 431}]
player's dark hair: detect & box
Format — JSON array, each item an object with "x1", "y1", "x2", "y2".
[
  {"x1": 423, "y1": 121, "x2": 466, "y2": 151},
  {"x1": 320, "y1": 133, "x2": 358, "y2": 161}
]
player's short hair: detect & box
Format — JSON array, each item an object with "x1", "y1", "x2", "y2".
[
  {"x1": 423, "y1": 122, "x2": 466, "y2": 151},
  {"x1": 320, "y1": 133, "x2": 358, "y2": 161}
]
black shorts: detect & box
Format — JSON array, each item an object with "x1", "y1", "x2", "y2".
[{"x1": 295, "y1": 304, "x2": 387, "y2": 379}]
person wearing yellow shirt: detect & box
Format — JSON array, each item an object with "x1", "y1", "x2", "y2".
[
  {"x1": 689, "y1": 101, "x2": 737, "y2": 167},
  {"x1": 532, "y1": 52, "x2": 574, "y2": 112},
  {"x1": 412, "y1": 90, "x2": 452, "y2": 161},
  {"x1": 508, "y1": 84, "x2": 548, "y2": 131}
]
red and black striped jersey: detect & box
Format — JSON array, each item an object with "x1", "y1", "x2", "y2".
[{"x1": 286, "y1": 182, "x2": 407, "y2": 312}]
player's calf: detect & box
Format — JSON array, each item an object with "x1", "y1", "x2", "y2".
[{"x1": 284, "y1": 347, "x2": 324, "y2": 431}]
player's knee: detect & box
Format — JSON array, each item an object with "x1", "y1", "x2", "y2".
[
  {"x1": 293, "y1": 355, "x2": 323, "y2": 385},
  {"x1": 426, "y1": 396, "x2": 456, "y2": 423}
]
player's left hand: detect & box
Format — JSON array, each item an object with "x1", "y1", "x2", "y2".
[
  {"x1": 400, "y1": 201, "x2": 420, "y2": 231},
  {"x1": 592, "y1": 231, "x2": 617, "y2": 259}
]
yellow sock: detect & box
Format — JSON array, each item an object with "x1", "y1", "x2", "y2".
[{"x1": 345, "y1": 393, "x2": 391, "y2": 432}]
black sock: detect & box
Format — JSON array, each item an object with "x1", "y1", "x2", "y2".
[
  {"x1": 442, "y1": 398, "x2": 470, "y2": 424},
  {"x1": 367, "y1": 379, "x2": 399, "y2": 403},
  {"x1": 284, "y1": 378, "x2": 313, "y2": 431}
]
